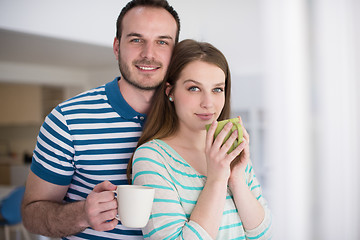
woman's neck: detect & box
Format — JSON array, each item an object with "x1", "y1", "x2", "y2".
[
  {"x1": 164, "y1": 126, "x2": 206, "y2": 152},
  {"x1": 163, "y1": 127, "x2": 208, "y2": 176}
]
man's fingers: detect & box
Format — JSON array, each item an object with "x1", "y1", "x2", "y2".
[
  {"x1": 101, "y1": 218, "x2": 119, "y2": 232},
  {"x1": 92, "y1": 216, "x2": 119, "y2": 232},
  {"x1": 86, "y1": 197, "x2": 119, "y2": 231},
  {"x1": 93, "y1": 181, "x2": 117, "y2": 193},
  {"x1": 100, "y1": 198, "x2": 118, "y2": 211}
]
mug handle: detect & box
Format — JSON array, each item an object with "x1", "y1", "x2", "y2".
[
  {"x1": 112, "y1": 190, "x2": 121, "y2": 221},
  {"x1": 234, "y1": 122, "x2": 243, "y2": 145}
]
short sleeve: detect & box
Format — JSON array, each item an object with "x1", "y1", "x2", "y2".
[{"x1": 31, "y1": 106, "x2": 75, "y2": 185}]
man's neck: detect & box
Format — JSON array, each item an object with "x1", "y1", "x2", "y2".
[{"x1": 118, "y1": 79, "x2": 155, "y2": 114}]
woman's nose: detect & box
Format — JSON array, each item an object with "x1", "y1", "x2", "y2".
[{"x1": 200, "y1": 93, "x2": 214, "y2": 109}]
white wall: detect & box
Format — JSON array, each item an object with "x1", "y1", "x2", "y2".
[
  {"x1": 0, "y1": 0, "x2": 121, "y2": 47},
  {"x1": 0, "y1": 0, "x2": 263, "y2": 79},
  {"x1": 0, "y1": 0, "x2": 263, "y2": 108},
  {"x1": 261, "y1": 0, "x2": 360, "y2": 239}
]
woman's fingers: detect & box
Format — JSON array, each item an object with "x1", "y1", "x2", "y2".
[
  {"x1": 212, "y1": 122, "x2": 233, "y2": 148},
  {"x1": 226, "y1": 139, "x2": 246, "y2": 164},
  {"x1": 220, "y1": 129, "x2": 239, "y2": 154},
  {"x1": 205, "y1": 120, "x2": 218, "y2": 149}
]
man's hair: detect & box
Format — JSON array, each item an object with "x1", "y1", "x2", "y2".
[{"x1": 116, "y1": 0, "x2": 180, "y2": 43}]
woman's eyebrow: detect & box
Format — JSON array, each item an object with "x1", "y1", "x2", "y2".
[{"x1": 183, "y1": 79, "x2": 225, "y2": 86}]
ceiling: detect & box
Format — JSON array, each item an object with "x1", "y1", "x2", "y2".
[{"x1": 0, "y1": 28, "x2": 116, "y2": 70}]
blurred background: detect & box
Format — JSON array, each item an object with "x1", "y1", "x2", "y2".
[{"x1": 0, "y1": 0, "x2": 359, "y2": 239}]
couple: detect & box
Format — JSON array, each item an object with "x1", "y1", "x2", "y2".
[{"x1": 22, "y1": 0, "x2": 271, "y2": 239}]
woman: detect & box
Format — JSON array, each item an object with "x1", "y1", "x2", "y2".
[{"x1": 128, "y1": 39, "x2": 272, "y2": 239}]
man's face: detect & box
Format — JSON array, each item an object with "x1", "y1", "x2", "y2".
[{"x1": 115, "y1": 6, "x2": 177, "y2": 90}]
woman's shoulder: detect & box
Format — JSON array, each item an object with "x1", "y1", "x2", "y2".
[
  {"x1": 132, "y1": 139, "x2": 170, "y2": 173},
  {"x1": 136, "y1": 139, "x2": 162, "y2": 150},
  {"x1": 134, "y1": 139, "x2": 166, "y2": 158}
]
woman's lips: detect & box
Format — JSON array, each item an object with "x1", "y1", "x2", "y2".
[{"x1": 196, "y1": 113, "x2": 214, "y2": 121}]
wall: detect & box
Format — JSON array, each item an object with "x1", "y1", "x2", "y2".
[
  {"x1": 0, "y1": 0, "x2": 263, "y2": 80},
  {"x1": 0, "y1": 0, "x2": 266, "y2": 177}
]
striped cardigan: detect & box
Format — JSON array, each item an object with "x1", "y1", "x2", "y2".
[{"x1": 132, "y1": 139, "x2": 272, "y2": 239}]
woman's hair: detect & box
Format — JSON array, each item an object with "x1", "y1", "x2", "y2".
[
  {"x1": 116, "y1": 0, "x2": 180, "y2": 43},
  {"x1": 127, "y1": 39, "x2": 232, "y2": 182}
]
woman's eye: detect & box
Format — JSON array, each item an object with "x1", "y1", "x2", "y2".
[
  {"x1": 213, "y1": 87, "x2": 224, "y2": 93},
  {"x1": 188, "y1": 86, "x2": 200, "y2": 92}
]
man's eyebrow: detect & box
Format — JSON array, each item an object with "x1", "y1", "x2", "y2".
[
  {"x1": 126, "y1": 33, "x2": 142, "y2": 38},
  {"x1": 158, "y1": 35, "x2": 173, "y2": 40},
  {"x1": 125, "y1": 32, "x2": 173, "y2": 40}
]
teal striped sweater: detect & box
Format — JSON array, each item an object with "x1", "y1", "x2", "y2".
[{"x1": 132, "y1": 139, "x2": 272, "y2": 239}]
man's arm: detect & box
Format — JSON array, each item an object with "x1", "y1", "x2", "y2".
[{"x1": 22, "y1": 171, "x2": 118, "y2": 238}]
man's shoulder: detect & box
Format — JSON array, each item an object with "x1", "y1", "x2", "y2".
[{"x1": 60, "y1": 84, "x2": 108, "y2": 108}]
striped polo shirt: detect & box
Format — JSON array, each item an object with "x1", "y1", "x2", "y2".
[
  {"x1": 31, "y1": 77, "x2": 145, "y2": 239},
  {"x1": 132, "y1": 139, "x2": 272, "y2": 240}
]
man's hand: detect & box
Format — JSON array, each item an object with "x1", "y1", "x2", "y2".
[
  {"x1": 22, "y1": 172, "x2": 120, "y2": 237},
  {"x1": 84, "y1": 181, "x2": 118, "y2": 231}
]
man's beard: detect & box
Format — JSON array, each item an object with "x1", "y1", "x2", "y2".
[{"x1": 118, "y1": 58, "x2": 163, "y2": 91}]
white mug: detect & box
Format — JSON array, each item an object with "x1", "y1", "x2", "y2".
[{"x1": 113, "y1": 185, "x2": 155, "y2": 228}]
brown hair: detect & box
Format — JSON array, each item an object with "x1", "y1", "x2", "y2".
[
  {"x1": 116, "y1": 0, "x2": 181, "y2": 43},
  {"x1": 127, "y1": 39, "x2": 232, "y2": 182}
]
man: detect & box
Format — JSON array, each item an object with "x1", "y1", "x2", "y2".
[{"x1": 21, "y1": 0, "x2": 180, "y2": 239}]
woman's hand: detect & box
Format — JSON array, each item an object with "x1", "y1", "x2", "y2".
[
  {"x1": 205, "y1": 120, "x2": 244, "y2": 183},
  {"x1": 228, "y1": 116, "x2": 250, "y2": 187}
]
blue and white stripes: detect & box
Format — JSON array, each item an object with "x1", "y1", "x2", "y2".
[
  {"x1": 31, "y1": 78, "x2": 144, "y2": 239},
  {"x1": 132, "y1": 139, "x2": 272, "y2": 239}
]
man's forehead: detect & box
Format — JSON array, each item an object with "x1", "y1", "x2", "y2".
[{"x1": 122, "y1": 6, "x2": 177, "y2": 37}]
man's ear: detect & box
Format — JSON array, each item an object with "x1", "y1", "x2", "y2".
[{"x1": 113, "y1": 37, "x2": 120, "y2": 60}]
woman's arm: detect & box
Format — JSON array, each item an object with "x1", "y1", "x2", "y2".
[
  {"x1": 228, "y1": 117, "x2": 272, "y2": 238},
  {"x1": 190, "y1": 121, "x2": 244, "y2": 238},
  {"x1": 229, "y1": 163, "x2": 265, "y2": 230},
  {"x1": 229, "y1": 161, "x2": 272, "y2": 239}
]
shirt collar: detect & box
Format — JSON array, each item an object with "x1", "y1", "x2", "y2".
[{"x1": 105, "y1": 77, "x2": 147, "y2": 122}]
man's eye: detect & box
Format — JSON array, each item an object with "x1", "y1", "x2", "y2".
[
  {"x1": 158, "y1": 40, "x2": 168, "y2": 45},
  {"x1": 131, "y1": 39, "x2": 141, "y2": 43}
]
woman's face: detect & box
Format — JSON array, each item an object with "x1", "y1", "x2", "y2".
[{"x1": 169, "y1": 60, "x2": 226, "y2": 132}]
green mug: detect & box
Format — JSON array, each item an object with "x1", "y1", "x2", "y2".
[{"x1": 205, "y1": 117, "x2": 243, "y2": 154}]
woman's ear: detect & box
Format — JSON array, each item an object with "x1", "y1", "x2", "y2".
[{"x1": 165, "y1": 83, "x2": 173, "y2": 97}]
